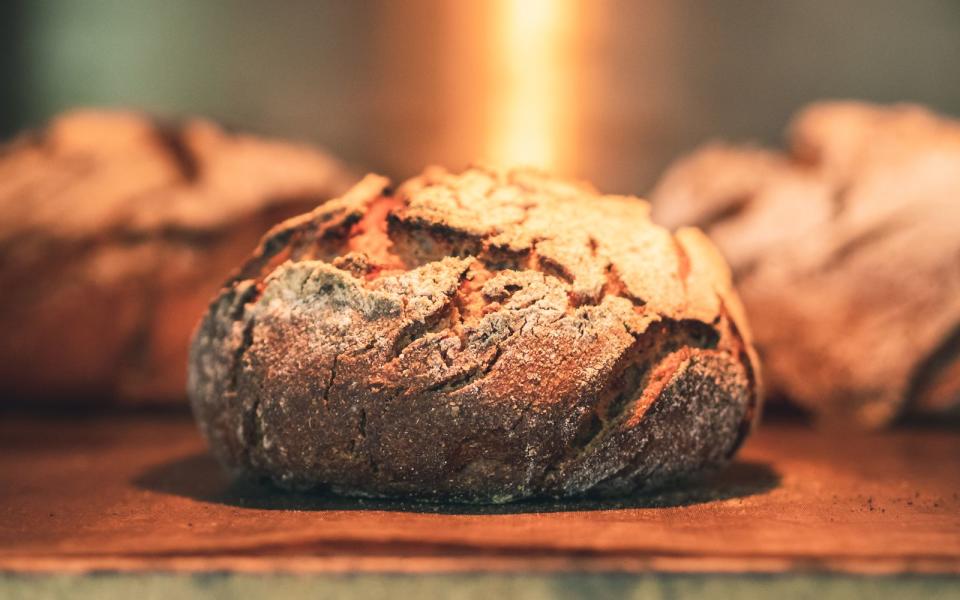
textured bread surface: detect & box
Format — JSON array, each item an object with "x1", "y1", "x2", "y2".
[
  {"x1": 652, "y1": 101, "x2": 960, "y2": 427},
  {"x1": 189, "y1": 166, "x2": 760, "y2": 502},
  {"x1": 0, "y1": 110, "x2": 355, "y2": 405}
]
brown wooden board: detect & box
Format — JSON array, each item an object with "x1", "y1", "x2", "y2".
[{"x1": 0, "y1": 414, "x2": 958, "y2": 575}]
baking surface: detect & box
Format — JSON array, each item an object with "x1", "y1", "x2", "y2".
[{"x1": 0, "y1": 414, "x2": 958, "y2": 575}]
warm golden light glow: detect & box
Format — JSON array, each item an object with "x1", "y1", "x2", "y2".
[{"x1": 487, "y1": 0, "x2": 578, "y2": 172}]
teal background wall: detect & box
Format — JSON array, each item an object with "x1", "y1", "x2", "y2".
[{"x1": 2, "y1": 0, "x2": 960, "y2": 192}]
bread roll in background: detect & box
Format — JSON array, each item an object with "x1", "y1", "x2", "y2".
[
  {"x1": 0, "y1": 110, "x2": 356, "y2": 406},
  {"x1": 652, "y1": 101, "x2": 960, "y2": 428},
  {"x1": 189, "y1": 167, "x2": 760, "y2": 502}
]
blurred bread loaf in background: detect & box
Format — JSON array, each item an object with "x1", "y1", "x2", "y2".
[
  {"x1": 0, "y1": 110, "x2": 355, "y2": 406},
  {"x1": 652, "y1": 101, "x2": 960, "y2": 427}
]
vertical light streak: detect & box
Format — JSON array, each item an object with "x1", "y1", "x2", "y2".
[{"x1": 487, "y1": 0, "x2": 577, "y2": 172}]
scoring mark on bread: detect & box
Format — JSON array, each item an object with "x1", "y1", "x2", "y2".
[{"x1": 543, "y1": 319, "x2": 722, "y2": 482}]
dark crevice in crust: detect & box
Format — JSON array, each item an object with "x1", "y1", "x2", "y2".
[
  {"x1": 424, "y1": 297, "x2": 567, "y2": 398},
  {"x1": 322, "y1": 353, "x2": 339, "y2": 410},
  {"x1": 829, "y1": 182, "x2": 852, "y2": 218},
  {"x1": 231, "y1": 176, "x2": 390, "y2": 285},
  {"x1": 234, "y1": 211, "x2": 363, "y2": 284},
  {"x1": 580, "y1": 349, "x2": 738, "y2": 496},
  {"x1": 154, "y1": 124, "x2": 201, "y2": 182},
  {"x1": 529, "y1": 244, "x2": 576, "y2": 286},
  {"x1": 538, "y1": 318, "x2": 722, "y2": 490},
  {"x1": 605, "y1": 363, "x2": 648, "y2": 421},
  {"x1": 587, "y1": 235, "x2": 599, "y2": 258},
  {"x1": 600, "y1": 319, "x2": 718, "y2": 427},
  {"x1": 908, "y1": 323, "x2": 960, "y2": 414},
  {"x1": 390, "y1": 291, "x2": 462, "y2": 359},
  {"x1": 603, "y1": 263, "x2": 645, "y2": 308},
  {"x1": 385, "y1": 214, "x2": 581, "y2": 295},
  {"x1": 388, "y1": 215, "x2": 485, "y2": 263},
  {"x1": 358, "y1": 407, "x2": 367, "y2": 440},
  {"x1": 821, "y1": 217, "x2": 903, "y2": 271},
  {"x1": 425, "y1": 346, "x2": 503, "y2": 394},
  {"x1": 690, "y1": 193, "x2": 751, "y2": 233}
]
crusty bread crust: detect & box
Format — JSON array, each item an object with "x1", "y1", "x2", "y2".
[
  {"x1": 0, "y1": 110, "x2": 354, "y2": 404},
  {"x1": 190, "y1": 167, "x2": 760, "y2": 501},
  {"x1": 652, "y1": 102, "x2": 960, "y2": 427}
]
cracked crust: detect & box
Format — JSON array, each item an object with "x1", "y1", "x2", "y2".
[
  {"x1": 0, "y1": 109, "x2": 355, "y2": 404},
  {"x1": 652, "y1": 101, "x2": 960, "y2": 427},
  {"x1": 189, "y1": 166, "x2": 760, "y2": 502}
]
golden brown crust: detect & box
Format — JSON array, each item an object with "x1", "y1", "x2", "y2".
[
  {"x1": 189, "y1": 166, "x2": 760, "y2": 502},
  {"x1": 652, "y1": 101, "x2": 960, "y2": 426},
  {"x1": 0, "y1": 110, "x2": 355, "y2": 404}
]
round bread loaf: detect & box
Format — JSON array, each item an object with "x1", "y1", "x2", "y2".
[
  {"x1": 0, "y1": 110, "x2": 354, "y2": 405},
  {"x1": 652, "y1": 101, "x2": 960, "y2": 427},
  {"x1": 189, "y1": 167, "x2": 761, "y2": 502}
]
